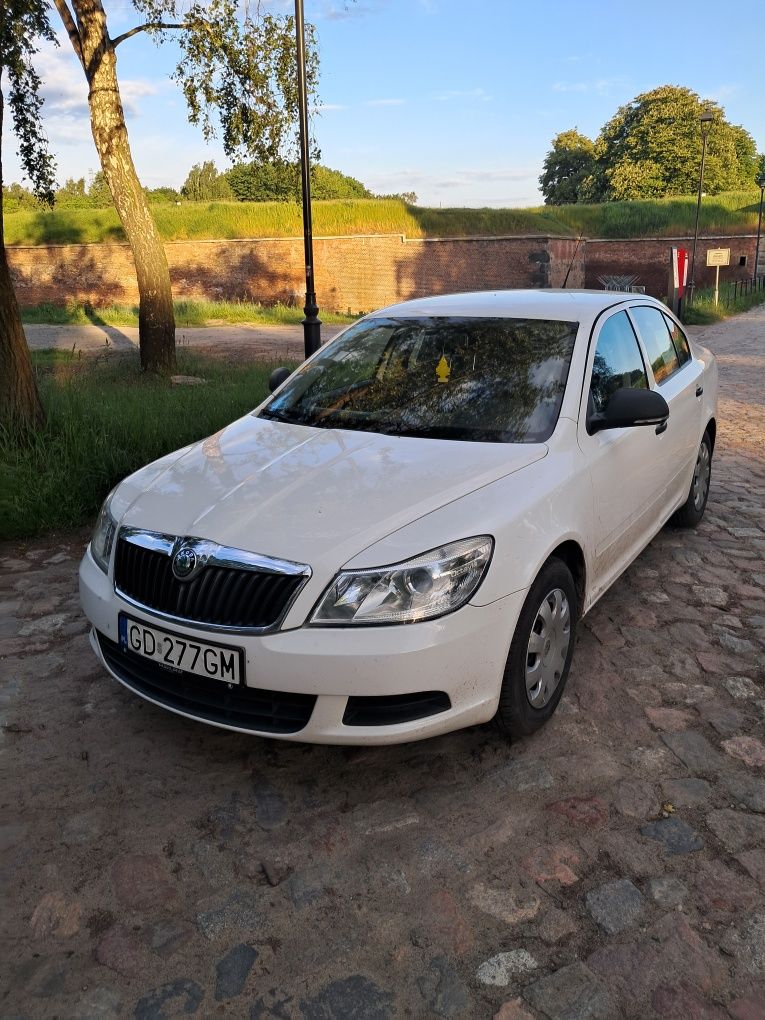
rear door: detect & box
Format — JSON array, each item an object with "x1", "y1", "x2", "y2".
[
  {"x1": 578, "y1": 308, "x2": 671, "y2": 601},
  {"x1": 628, "y1": 306, "x2": 703, "y2": 509}
]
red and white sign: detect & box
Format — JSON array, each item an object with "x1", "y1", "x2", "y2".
[{"x1": 672, "y1": 248, "x2": 689, "y2": 297}]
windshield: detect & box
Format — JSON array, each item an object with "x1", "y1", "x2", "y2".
[{"x1": 260, "y1": 315, "x2": 579, "y2": 443}]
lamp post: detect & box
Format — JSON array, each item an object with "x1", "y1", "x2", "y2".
[
  {"x1": 754, "y1": 172, "x2": 765, "y2": 285},
  {"x1": 294, "y1": 0, "x2": 321, "y2": 359},
  {"x1": 688, "y1": 110, "x2": 714, "y2": 306}
]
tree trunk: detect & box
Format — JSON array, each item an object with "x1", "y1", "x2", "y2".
[
  {"x1": 67, "y1": 0, "x2": 176, "y2": 373},
  {"x1": 0, "y1": 84, "x2": 44, "y2": 433}
]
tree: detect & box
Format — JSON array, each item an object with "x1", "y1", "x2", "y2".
[
  {"x1": 181, "y1": 161, "x2": 233, "y2": 201},
  {"x1": 225, "y1": 161, "x2": 370, "y2": 202},
  {"x1": 0, "y1": 0, "x2": 56, "y2": 433},
  {"x1": 541, "y1": 86, "x2": 760, "y2": 204},
  {"x1": 88, "y1": 169, "x2": 113, "y2": 206},
  {"x1": 539, "y1": 129, "x2": 595, "y2": 205},
  {"x1": 591, "y1": 86, "x2": 758, "y2": 201},
  {"x1": 52, "y1": 0, "x2": 318, "y2": 372}
]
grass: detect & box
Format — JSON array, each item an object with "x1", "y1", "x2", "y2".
[
  {"x1": 683, "y1": 282, "x2": 765, "y2": 324},
  {"x1": 0, "y1": 349, "x2": 294, "y2": 540},
  {"x1": 4, "y1": 192, "x2": 763, "y2": 246},
  {"x1": 20, "y1": 299, "x2": 356, "y2": 328}
]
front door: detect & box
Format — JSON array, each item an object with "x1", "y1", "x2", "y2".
[{"x1": 578, "y1": 308, "x2": 669, "y2": 604}]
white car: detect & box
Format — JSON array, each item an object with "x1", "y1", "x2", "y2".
[{"x1": 79, "y1": 290, "x2": 718, "y2": 745}]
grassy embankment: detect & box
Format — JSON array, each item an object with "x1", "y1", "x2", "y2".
[
  {"x1": 4, "y1": 191, "x2": 762, "y2": 246},
  {"x1": 0, "y1": 350, "x2": 290, "y2": 540}
]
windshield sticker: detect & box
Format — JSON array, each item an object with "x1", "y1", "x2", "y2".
[{"x1": 436, "y1": 355, "x2": 451, "y2": 384}]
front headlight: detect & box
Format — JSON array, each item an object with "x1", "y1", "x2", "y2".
[
  {"x1": 311, "y1": 536, "x2": 493, "y2": 626},
  {"x1": 91, "y1": 492, "x2": 117, "y2": 574}
]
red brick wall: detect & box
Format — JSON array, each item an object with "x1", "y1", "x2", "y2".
[
  {"x1": 7, "y1": 233, "x2": 585, "y2": 313},
  {"x1": 585, "y1": 235, "x2": 758, "y2": 298}
]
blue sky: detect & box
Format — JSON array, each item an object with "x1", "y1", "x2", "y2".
[{"x1": 5, "y1": 0, "x2": 763, "y2": 207}]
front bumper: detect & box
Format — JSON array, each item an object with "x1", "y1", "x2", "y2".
[{"x1": 79, "y1": 547, "x2": 524, "y2": 745}]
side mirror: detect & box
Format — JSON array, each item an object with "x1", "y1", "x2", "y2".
[
  {"x1": 589, "y1": 387, "x2": 669, "y2": 434},
  {"x1": 269, "y1": 367, "x2": 291, "y2": 393}
]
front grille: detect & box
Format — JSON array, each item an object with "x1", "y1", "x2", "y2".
[
  {"x1": 114, "y1": 535, "x2": 305, "y2": 630},
  {"x1": 343, "y1": 691, "x2": 451, "y2": 726},
  {"x1": 97, "y1": 631, "x2": 316, "y2": 734}
]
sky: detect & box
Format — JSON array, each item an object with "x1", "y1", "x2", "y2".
[{"x1": 4, "y1": 0, "x2": 763, "y2": 208}]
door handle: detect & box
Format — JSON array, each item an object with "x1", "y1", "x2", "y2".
[
  {"x1": 696, "y1": 385, "x2": 704, "y2": 397},
  {"x1": 655, "y1": 420, "x2": 668, "y2": 435}
]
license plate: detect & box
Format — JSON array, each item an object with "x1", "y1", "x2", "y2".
[{"x1": 118, "y1": 614, "x2": 244, "y2": 684}]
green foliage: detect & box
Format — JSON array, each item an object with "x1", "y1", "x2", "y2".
[
  {"x1": 683, "y1": 282, "x2": 765, "y2": 324},
  {"x1": 54, "y1": 176, "x2": 91, "y2": 208},
  {"x1": 181, "y1": 161, "x2": 233, "y2": 201},
  {"x1": 87, "y1": 170, "x2": 112, "y2": 207},
  {"x1": 539, "y1": 130, "x2": 595, "y2": 205},
  {"x1": 0, "y1": 0, "x2": 57, "y2": 205},
  {"x1": 0, "y1": 350, "x2": 293, "y2": 538},
  {"x1": 225, "y1": 160, "x2": 371, "y2": 202},
  {"x1": 20, "y1": 299, "x2": 356, "y2": 327},
  {"x1": 146, "y1": 186, "x2": 181, "y2": 204},
  {"x1": 5, "y1": 192, "x2": 764, "y2": 246},
  {"x1": 543, "y1": 86, "x2": 760, "y2": 204},
  {"x1": 133, "y1": 1, "x2": 319, "y2": 163}
]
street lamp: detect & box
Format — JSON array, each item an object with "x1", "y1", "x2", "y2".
[
  {"x1": 688, "y1": 110, "x2": 714, "y2": 306},
  {"x1": 754, "y1": 171, "x2": 765, "y2": 284},
  {"x1": 294, "y1": 0, "x2": 321, "y2": 359}
]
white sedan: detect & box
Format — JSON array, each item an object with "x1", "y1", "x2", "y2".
[{"x1": 79, "y1": 290, "x2": 718, "y2": 744}]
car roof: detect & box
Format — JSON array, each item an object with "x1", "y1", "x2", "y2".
[{"x1": 370, "y1": 289, "x2": 666, "y2": 321}]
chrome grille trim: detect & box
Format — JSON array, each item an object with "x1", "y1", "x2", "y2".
[{"x1": 113, "y1": 528, "x2": 311, "y2": 634}]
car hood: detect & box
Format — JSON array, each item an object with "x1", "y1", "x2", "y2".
[{"x1": 116, "y1": 414, "x2": 546, "y2": 572}]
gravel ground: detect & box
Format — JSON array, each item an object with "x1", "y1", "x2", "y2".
[{"x1": 2, "y1": 307, "x2": 765, "y2": 1019}]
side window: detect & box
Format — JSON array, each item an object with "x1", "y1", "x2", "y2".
[
  {"x1": 631, "y1": 306, "x2": 680, "y2": 383},
  {"x1": 662, "y1": 313, "x2": 691, "y2": 366},
  {"x1": 590, "y1": 310, "x2": 648, "y2": 413}
]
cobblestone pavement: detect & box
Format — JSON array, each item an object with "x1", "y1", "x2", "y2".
[{"x1": 2, "y1": 307, "x2": 765, "y2": 1019}]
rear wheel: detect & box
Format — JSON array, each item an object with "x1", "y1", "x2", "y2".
[
  {"x1": 495, "y1": 558, "x2": 578, "y2": 738},
  {"x1": 673, "y1": 430, "x2": 712, "y2": 528}
]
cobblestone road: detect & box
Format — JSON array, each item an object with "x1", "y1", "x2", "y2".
[{"x1": 2, "y1": 307, "x2": 765, "y2": 1019}]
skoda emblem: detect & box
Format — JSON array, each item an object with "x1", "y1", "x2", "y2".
[{"x1": 172, "y1": 546, "x2": 198, "y2": 580}]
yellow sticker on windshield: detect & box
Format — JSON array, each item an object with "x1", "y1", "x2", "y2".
[{"x1": 436, "y1": 355, "x2": 450, "y2": 383}]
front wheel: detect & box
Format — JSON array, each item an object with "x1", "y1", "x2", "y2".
[
  {"x1": 673, "y1": 430, "x2": 712, "y2": 528},
  {"x1": 495, "y1": 558, "x2": 578, "y2": 739}
]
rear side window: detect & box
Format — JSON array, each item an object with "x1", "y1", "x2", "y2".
[
  {"x1": 663, "y1": 314, "x2": 692, "y2": 366},
  {"x1": 631, "y1": 306, "x2": 680, "y2": 383},
  {"x1": 590, "y1": 310, "x2": 648, "y2": 413}
]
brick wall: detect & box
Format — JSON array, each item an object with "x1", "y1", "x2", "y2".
[
  {"x1": 7, "y1": 233, "x2": 585, "y2": 313},
  {"x1": 585, "y1": 235, "x2": 758, "y2": 298}
]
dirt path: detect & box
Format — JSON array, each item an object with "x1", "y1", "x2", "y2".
[
  {"x1": 2, "y1": 308, "x2": 764, "y2": 1018},
  {"x1": 24, "y1": 322, "x2": 345, "y2": 361}
]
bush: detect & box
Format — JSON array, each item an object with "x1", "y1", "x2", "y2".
[{"x1": 0, "y1": 351, "x2": 293, "y2": 540}]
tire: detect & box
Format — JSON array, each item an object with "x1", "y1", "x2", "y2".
[
  {"x1": 673, "y1": 430, "x2": 712, "y2": 528},
  {"x1": 495, "y1": 558, "x2": 578, "y2": 739}
]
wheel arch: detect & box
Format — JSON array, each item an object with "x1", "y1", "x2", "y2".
[
  {"x1": 705, "y1": 417, "x2": 717, "y2": 453},
  {"x1": 547, "y1": 539, "x2": 586, "y2": 618}
]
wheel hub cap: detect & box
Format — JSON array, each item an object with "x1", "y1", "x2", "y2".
[
  {"x1": 525, "y1": 588, "x2": 571, "y2": 709},
  {"x1": 692, "y1": 441, "x2": 711, "y2": 511}
]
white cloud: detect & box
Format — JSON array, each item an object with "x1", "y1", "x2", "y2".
[
  {"x1": 36, "y1": 36, "x2": 158, "y2": 122},
  {"x1": 313, "y1": 103, "x2": 347, "y2": 112},
  {"x1": 365, "y1": 166, "x2": 534, "y2": 193}
]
